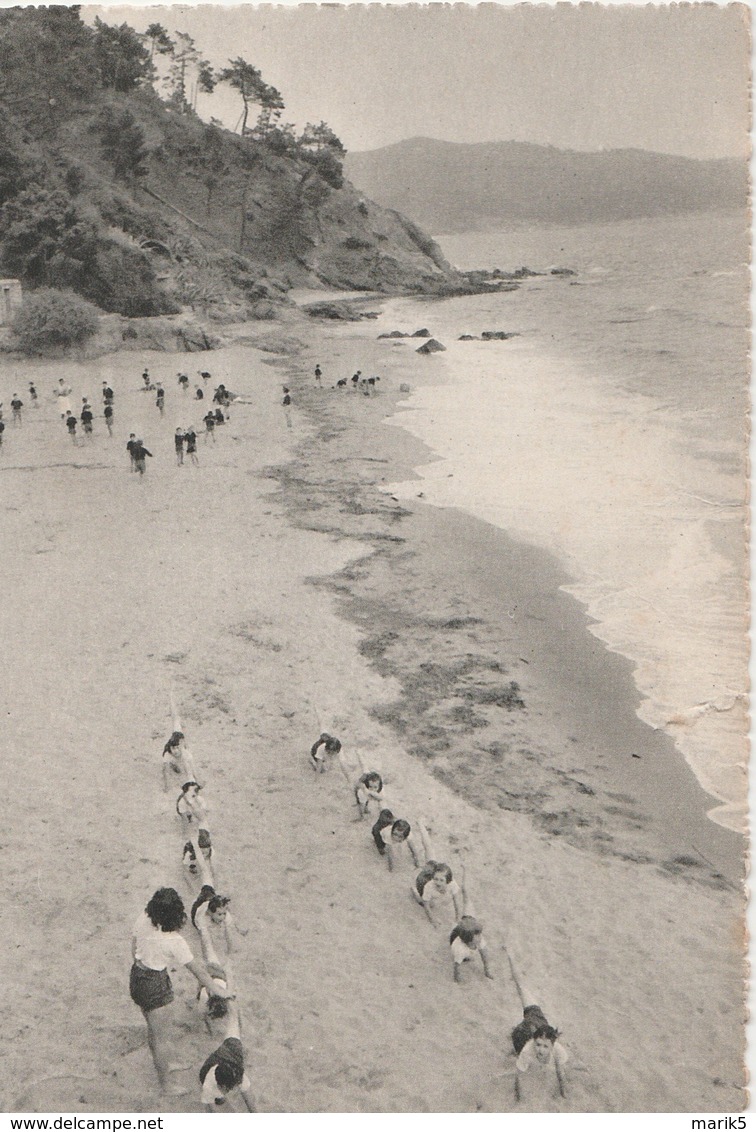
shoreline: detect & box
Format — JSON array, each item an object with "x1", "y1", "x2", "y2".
[
  {"x1": 267, "y1": 315, "x2": 744, "y2": 885},
  {"x1": 1, "y1": 308, "x2": 745, "y2": 1113}
]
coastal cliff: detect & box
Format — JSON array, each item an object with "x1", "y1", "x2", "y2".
[{"x1": 0, "y1": 7, "x2": 459, "y2": 331}]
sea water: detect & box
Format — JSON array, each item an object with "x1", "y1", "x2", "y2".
[{"x1": 378, "y1": 211, "x2": 749, "y2": 832}]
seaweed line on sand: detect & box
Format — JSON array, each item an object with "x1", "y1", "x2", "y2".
[{"x1": 262, "y1": 376, "x2": 733, "y2": 890}]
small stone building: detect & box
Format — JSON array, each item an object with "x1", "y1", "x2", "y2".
[{"x1": 0, "y1": 279, "x2": 22, "y2": 326}]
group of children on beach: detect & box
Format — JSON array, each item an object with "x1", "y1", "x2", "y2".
[
  {"x1": 0, "y1": 368, "x2": 267, "y2": 472},
  {"x1": 130, "y1": 712, "x2": 568, "y2": 1109},
  {"x1": 315, "y1": 363, "x2": 381, "y2": 395},
  {"x1": 309, "y1": 730, "x2": 569, "y2": 1104},
  {"x1": 129, "y1": 725, "x2": 256, "y2": 1108}
]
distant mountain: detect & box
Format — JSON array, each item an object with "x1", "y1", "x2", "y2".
[{"x1": 345, "y1": 138, "x2": 748, "y2": 232}]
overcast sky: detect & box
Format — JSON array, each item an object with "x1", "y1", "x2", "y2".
[{"x1": 84, "y1": 3, "x2": 750, "y2": 159}]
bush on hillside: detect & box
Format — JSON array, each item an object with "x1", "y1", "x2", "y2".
[{"x1": 13, "y1": 289, "x2": 100, "y2": 354}]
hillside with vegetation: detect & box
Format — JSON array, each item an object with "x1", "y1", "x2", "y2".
[
  {"x1": 345, "y1": 137, "x2": 749, "y2": 233},
  {"x1": 0, "y1": 7, "x2": 457, "y2": 334}
]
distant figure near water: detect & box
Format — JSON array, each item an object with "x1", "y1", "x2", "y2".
[
  {"x1": 282, "y1": 386, "x2": 292, "y2": 429},
  {"x1": 132, "y1": 439, "x2": 153, "y2": 476},
  {"x1": 56, "y1": 379, "x2": 72, "y2": 418}
]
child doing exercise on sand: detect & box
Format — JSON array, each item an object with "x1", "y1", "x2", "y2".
[
  {"x1": 162, "y1": 730, "x2": 198, "y2": 789},
  {"x1": 189, "y1": 841, "x2": 247, "y2": 970},
  {"x1": 199, "y1": 999, "x2": 256, "y2": 1111},
  {"x1": 412, "y1": 861, "x2": 464, "y2": 927},
  {"x1": 449, "y1": 915, "x2": 493, "y2": 983},
  {"x1": 354, "y1": 771, "x2": 384, "y2": 818},
  {"x1": 515, "y1": 1025, "x2": 568, "y2": 1105},
  {"x1": 309, "y1": 732, "x2": 342, "y2": 773},
  {"x1": 177, "y1": 783, "x2": 213, "y2": 881},
  {"x1": 371, "y1": 809, "x2": 421, "y2": 872}
]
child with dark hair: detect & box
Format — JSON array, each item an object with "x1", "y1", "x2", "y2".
[
  {"x1": 80, "y1": 401, "x2": 94, "y2": 438},
  {"x1": 132, "y1": 439, "x2": 152, "y2": 476},
  {"x1": 199, "y1": 1001, "x2": 256, "y2": 1111},
  {"x1": 189, "y1": 842, "x2": 248, "y2": 969},
  {"x1": 511, "y1": 1005, "x2": 551, "y2": 1055},
  {"x1": 371, "y1": 809, "x2": 421, "y2": 872},
  {"x1": 450, "y1": 916, "x2": 493, "y2": 983},
  {"x1": 411, "y1": 861, "x2": 463, "y2": 927},
  {"x1": 177, "y1": 782, "x2": 211, "y2": 854},
  {"x1": 515, "y1": 1024, "x2": 568, "y2": 1104},
  {"x1": 309, "y1": 732, "x2": 342, "y2": 773},
  {"x1": 184, "y1": 427, "x2": 199, "y2": 465},
  {"x1": 104, "y1": 402, "x2": 114, "y2": 436},
  {"x1": 354, "y1": 771, "x2": 384, "y2": 817},
  {"x1": 129, "y1": 887, "x2": 231, "y2": 1096},
  {"x1": 66, "y1": 412, "x2": 78, "y2": 444},
  {"x1": 162, "y1": 730, "x2": 197, "y2": 789}
]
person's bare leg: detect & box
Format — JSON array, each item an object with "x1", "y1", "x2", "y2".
[{"x1": 145, "y1": 1005, "x2": 190, "y2": 1094}]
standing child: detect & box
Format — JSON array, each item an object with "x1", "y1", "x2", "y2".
[
  {"x1": 132, "y1": 438, "x2": 153, "y2": 476},
  {"x1": 80, "y1": 401, "x2": 94, "y2": 438},
  {"x1": 66, "y1": 412, "x2": 78, "y2": 444},
  {"x1": 11, "y1": 394, "x2": 22, "y2": 426},
  {"x1": 104, "y1": 402, "x2": 114, "y2": 435},
  {"x1": 203, "y1": 410, "x2": 216, "y2": 441},
  {"x1": 156, "y1": 383, "x2": 165, "y2": 416},
  {"x1": 28, "y1": 382, "x2": 38, "y2": 408},
  {"x1": 174, "y1": 428, "x2": 185, "y2": 466},
  {"x1": 184, "y1": 426, "x2": 199, "y2": 465}
]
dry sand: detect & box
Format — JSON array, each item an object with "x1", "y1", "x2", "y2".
[{"x1": 2, "y1": 308, "x2": 746, "y2": 1113}]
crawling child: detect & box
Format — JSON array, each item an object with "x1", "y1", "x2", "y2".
[{"x1": 371, "y1": 809, "x2": 421, "y2": 872}]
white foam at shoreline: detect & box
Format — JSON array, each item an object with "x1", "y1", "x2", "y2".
[{"x1": 380, "y1": 330, "x2": 747, "y2": 834}]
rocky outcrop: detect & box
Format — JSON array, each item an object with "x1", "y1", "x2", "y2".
[{"x1": 416, "y1": 338, "x2": 446, "y2": 354}]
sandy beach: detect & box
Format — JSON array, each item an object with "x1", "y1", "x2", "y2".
[{"x1": 2, "y1": 304, "x2": 746, "y2": 1114}]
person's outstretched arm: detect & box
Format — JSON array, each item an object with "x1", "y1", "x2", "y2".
[{"x1": 186, "y1": 957, "x2": 233, "y2": 999}]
